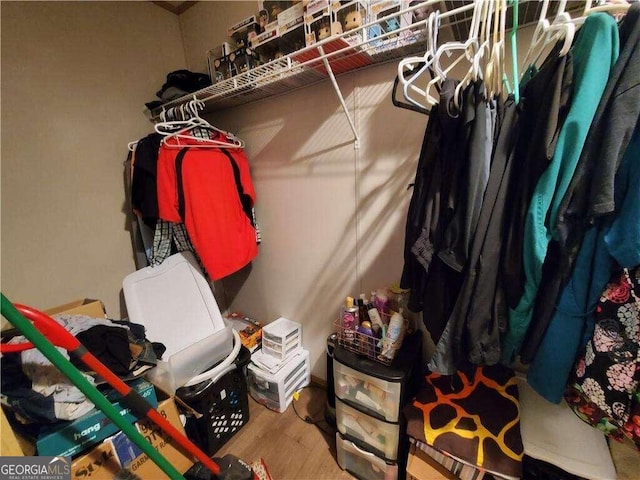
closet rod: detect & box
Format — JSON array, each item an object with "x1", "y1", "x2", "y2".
[{"x1": 303, "y1": 0, "x2": 477, "y2": 148}]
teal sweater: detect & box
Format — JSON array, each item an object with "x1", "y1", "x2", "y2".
[{"x1": 502, "y1": 13, "x2": 620, "y2": 364}]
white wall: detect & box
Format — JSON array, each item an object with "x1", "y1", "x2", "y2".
[
  {"x1": 1, "y1": 2, "x2": 186, "y2": 317},
  {"x1": 179, "y1": 4, "x2": 545, "y2": 381},
  {"x1": 180, "y1": 2, "x2": 430, "y2": 380}
]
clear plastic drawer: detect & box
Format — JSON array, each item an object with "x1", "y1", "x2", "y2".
[
  {"x1": 336, "y1": 398, "x2": 400, "y2": 460},
  {"x1": 333, "y1": 358, "x2": 402, "y2": 422},
  {"x1": 336, "y1": 432, "x2": 398, "y2": 480}
]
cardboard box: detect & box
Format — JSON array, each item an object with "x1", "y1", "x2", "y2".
[
  {"x1": 37, "y1": 378, "x2": 158, "y2": 457},
  {"x1": 228, "y1": 46, "x2": 261, "y2": 76},
  {"x1": 227, "y1": 15, "x2": 260, "y2": 45},
  {"x1": 71, "y1": 398, "x2": 194, "y2": 479},
  {"x1": 1, "y1": 298, "x2": 109, "y2": 456},
  {"x1": 406, "y1": 443, "x2": 457, "y2": 480},
  {"x1": 277, "y1": 2, "x2": 304, "y2": 35},
  {"x1": 331, "y1": 0, "x2": 369, "y2": 44},
  {"x1": 44, "y1": 299, "x2": 107, "y2": 319},
  {"x1": 208, "y1": 53, "x2": 233, "y2": 83},
  {"x1": 252, "y1": 22, "x2": 282, "y2": 63},
  {"x1": 304, "y1": 0, "x2": 341, "y2": 47}
]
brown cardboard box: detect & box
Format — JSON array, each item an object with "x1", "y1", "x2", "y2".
[
  {"x1": 71, "y1": 398, "x2": 194, "y2": 479},
  {"x1": 44, "y1": 298, "x2": 107, "y2": 318},
  {"x1": 0, "y1": 298, "x2": 108, "y2": 456},
  {"x1": 406, "y1": 443, "x2": 457, "y2": 480}
]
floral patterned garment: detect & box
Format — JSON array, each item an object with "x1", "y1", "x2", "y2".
[{"x1": 564, "y1": 265, "x2": 640, "y2": 450}]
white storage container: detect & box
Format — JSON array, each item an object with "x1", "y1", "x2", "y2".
[
  {"x1": 336, "y1": 397, "x2": 400, "y2": 460},
  {"x1": 261, "y1": 317, "x2": 302, "y2": 361},
  {"x1": 248, "y1": 349, "x2": 310, "y2": 412},
  {"x1": 333, "y1": 359, "x2": 402, "y2": 422},
  {"x1": 123, "y1": 252, "x2": 234, "y2": 393},
  {"x1": 336, "y1": 432, "x2": 398, "y2": 480}
]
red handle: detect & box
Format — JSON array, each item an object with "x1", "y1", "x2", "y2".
[{"x1": 1, "y1": 304, "x2": 81, "y2": 353}]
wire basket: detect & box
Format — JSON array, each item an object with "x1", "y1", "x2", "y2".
[{"x1": 334, "y1": 318, "x2": 392, "y2": 366}]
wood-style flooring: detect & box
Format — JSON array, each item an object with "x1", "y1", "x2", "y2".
[
  {"x1": 215, "y1": 386, "x2": 354, "y2": 480},
  {"x1": 213, "y1": 385, "x2": 640, "y2": 480}
]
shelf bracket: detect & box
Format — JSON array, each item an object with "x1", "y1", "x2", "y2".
[{"x1": 317, "y1": 45, "x2": 361, "y2": 150}]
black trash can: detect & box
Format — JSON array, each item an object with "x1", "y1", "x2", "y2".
[{"x1": 176, "y1": 345, "x2": 252, "y2": 455}]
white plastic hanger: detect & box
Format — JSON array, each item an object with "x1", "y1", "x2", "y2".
[
  {"x1": 424, "y1": 0, "x2": 483, "y2": 109},
  {"x1": 397, "y1": 10, "x2": 441, "y2": 110},
  {"x1": 574, "y1": 0, "x2": 630, "y2": 25},
  {"x1": 521, "y1": 0, "x2": 575, "y2": 74},
  {"x1": 485, "y1": 0, "x2": 507, "y2": 99},
  {"x1": 452, "y1": 0, "x2": 489, "y2": 109},
  {"x1": 583, "y1": 0, "x2": 630, "y2": 15},
  {"x1": 155, "y1": 98, "x2": 245, "y2": 149}
]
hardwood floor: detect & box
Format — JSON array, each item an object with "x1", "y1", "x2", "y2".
[
  {"x1": 213, "y1": 383, "x2": 640, "y2": 480},
  {"x1": 215, "y1": 386, "x2": 354, "y2": 480}
]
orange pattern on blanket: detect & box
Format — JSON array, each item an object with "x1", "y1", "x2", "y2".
[{"x1": 405, "y1": 365, "x2": 523, "y2": 478}]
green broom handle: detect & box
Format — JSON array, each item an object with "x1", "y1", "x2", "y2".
[{"x1": 0, "y1": 294, "x2": 185, "y2": 480}]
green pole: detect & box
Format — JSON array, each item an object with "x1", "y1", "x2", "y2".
[{"x1": 0, "y1": 294, "x2": 185, "y2": 480}]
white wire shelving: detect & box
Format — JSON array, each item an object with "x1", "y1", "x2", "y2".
[{"x1": 148, "y1": 1, "x2": 475, "y2": 147}]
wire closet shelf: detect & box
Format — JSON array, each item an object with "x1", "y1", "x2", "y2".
[{"x1": 148, "y1": 0, "x2": 478, "y2": 120}]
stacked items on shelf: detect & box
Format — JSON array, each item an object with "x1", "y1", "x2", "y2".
[
  {"x1": 335, "y1": 286, "x2": 413, "y2": 366},
  {"x1": 207, "y1": 0, "x2": 434, "y2": 86},
  {"x1": 247, "y1": 317, "x2": 310, "y2": 413},
  {"x1": 276, "y1": 2, "x2": 306, "y2": 56},
  {"x1": 368, "y1": 0, "x2": 422, "y2": 54}
]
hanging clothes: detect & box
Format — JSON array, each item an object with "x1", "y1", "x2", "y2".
[
  {"x1": 501, "y1": 13, "x2": 621, "y2": 365},
  {"x1": 438, "y1": 81, "x2": 497, "y2": 273},
  {"x1": 156, "y1": 141, "x2": 258, "y2": 280},
  {"x1": 499, "y1": 40, "x2": 574, "y2": 313},
  {"x1": 564, "y1": 265, "x2": 640, "y2": 451},
  {"x1": 522, "y1": 3, "x2": 640, "y2": 363},
  {"x1": 131, "y1": 133, "x2": 163, "y2": 227},
  {"x1": 429, "y1": 96, "x2": 518, "y2": 374},
  {"x1": 401, "y1": 79, "x2": 465, "y2": 316},
  {"x1": 528, "y1": 121, "x2": 640, "y2": 403}
]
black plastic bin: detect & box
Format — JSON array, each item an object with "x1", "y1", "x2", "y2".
[{"x1": 176, "y1": 345, "x2": 251, "y2": 455}]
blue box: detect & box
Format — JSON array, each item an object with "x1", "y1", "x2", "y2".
[{"x1": 36, "y1": 378, "x2": 157, "y2": 457}]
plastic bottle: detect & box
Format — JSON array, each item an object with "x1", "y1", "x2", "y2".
[
  {"x1": 366, "y1": 302, "x2": 384, "y2": 337},
  {"x1": 380, "y1": 309, "x2": 405, "y2": 361},
  {"x1": 341, "y1": 296, "x2": 358, "y2": 344},
  {"x1": 357, "y1": 294, "x2": 369, "y2": 324}
]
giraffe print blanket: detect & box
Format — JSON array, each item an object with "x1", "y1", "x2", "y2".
[{"x1": 404, "y1": 365, "x2": 523, "y2": 478}]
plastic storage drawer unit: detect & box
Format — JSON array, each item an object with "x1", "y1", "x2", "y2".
[
  {"x1": 336, "y1": 397, "x2": 401, "y2": 461},
  {"x1": 333, "y1": 359, "x2": 402, "y2": 422},
  {"x1": 336, "y1": 432, "x2": 398, "y2": 480},
  {"x1": 261, "y1": 317, "x2": 302, "y2": 361},
  {"x1": 333, "y1": 332, "x2": 421, "y2": 423},
  {"x1": 248, "y1": 349, "x2": 310, "y2": 412}
]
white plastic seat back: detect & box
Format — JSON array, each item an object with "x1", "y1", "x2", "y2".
[
  {"x1": 123, "y1": 252, "x2": 226, "y2": 358},
  {"x1": 123, "y1": 252, "x2": 233, "y2": 392}
]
